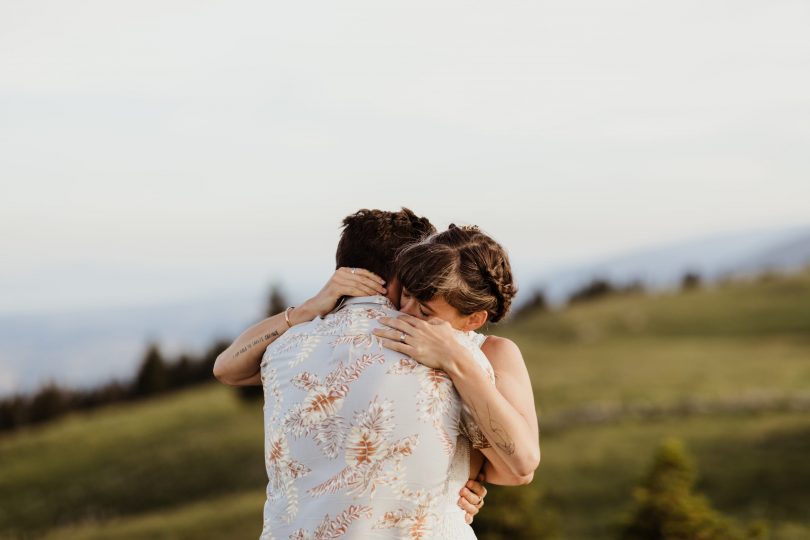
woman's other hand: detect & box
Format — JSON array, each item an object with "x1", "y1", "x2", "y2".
[
  {"x1": 458, "y1": 473, "x2": 487, "y2": 524},
  {"x1": 300, "y1": 267, "x2": 386, "y2": 318},
  {"x1": 373, "y1": 313, "x2": 462, "y2": 370}
]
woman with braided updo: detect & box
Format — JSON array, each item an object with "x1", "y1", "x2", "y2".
[{"x1": 372, "y1": 223, "x2": 541, "y2": 491}]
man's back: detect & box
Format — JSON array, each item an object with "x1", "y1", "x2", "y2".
[{"x1": 259, "y1": 296, "x2": 465, "y2": 540}]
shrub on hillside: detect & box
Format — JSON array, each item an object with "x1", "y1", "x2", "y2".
[
  {"x1": 568, "y1": 277, "x2": 646, "y2": 305},
  {"x1": 618, "y1": 438, "x2": 767, "y2": 540},
  {"x1": 0, "y1": 394, "x2": 27, "y2": 431},
  {"x1": 513, "y1": 289, "x2": 549, "y2": 318},
  {"x1": 27, "y1": 382, "x2": 69, "y2": 424},
  {"x1": 266, "y1": 284, "x2": 289, "y2": 319},
  {"x1": 681, "y1": 271, "x2": 702, "y2": 291},
  {"x1": 133, "y1": 343, "x2": 170, "y2": 397},
  {"x1": 569, "y1": 278, "x2": 615, "y2": 304},
  {"x1": 472, "y1": 483, "x2": 560, "y2": 540}
]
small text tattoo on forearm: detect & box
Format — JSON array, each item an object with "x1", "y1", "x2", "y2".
[{"x1": 232, "y1": 330, "x2": 280, "y2": 360}]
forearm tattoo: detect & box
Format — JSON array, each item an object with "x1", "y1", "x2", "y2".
[
  {"x1": 232, "y1": 330, "x2": 280, "y2": 360},
  {"x1": 486, "y1": 403, "x2": 516, "y2": 455},
  {"x1": 468, "y1": 401, "x2": 516, "y2": 456},
  {"x1": 459, "y1": 415, "x2": 492, "y2": 449}
]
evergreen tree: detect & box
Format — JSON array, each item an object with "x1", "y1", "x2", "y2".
[
  {"x1": 618, "y1": 438, "x2": 767, "y2": 540},
  {"x1": 266, "y1": 284, "x2": 288, "y2": 318},
  {"x1": 568, "y1": 277, "x2": 615, "y2": 304},
  {"x1": 28, "y1": 382, "x2": 67, "y2": 424},
  {"x1": 133, "y1": 343, "x2": 170, "y2": 397},
  {"x1": 514, "y1": 289, "x2": 548, "y2": 318},
  {"x1": 681, "y1": 271, "x2": 702, "y2": 291}
]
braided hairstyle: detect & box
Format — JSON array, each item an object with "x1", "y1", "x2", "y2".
[{"x1": 395, "y1": 223, "x2": 517, "y2": 322}]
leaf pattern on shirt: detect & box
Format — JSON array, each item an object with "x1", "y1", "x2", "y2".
[
  {"x1": 261, "y1": 299, "x2": 484, "y2": 540},
  {"x1": 265, "y1": 432, "x2": 312, "y2": 524},
  {"x1": 283, "y1": 354, "x2": 386, "y2": 459},
  {"x1": 372, "y1": 487, "x2": 439, "y2": 540},
  {"x1": 288, "y1": 504, "x2": 373, "y2": 540},
  {"x1": 288, "y1": 334, "x2": 323, "y2": 368},
  {"x1": 387, "y1": 357, "x2": 457, "y2": 456},
  {"x1": 306, "y1": 396, "x2": 420, "y2": 498},
  {"x1": 329, "y1": 334, "x2": 374, "y2": 349}
]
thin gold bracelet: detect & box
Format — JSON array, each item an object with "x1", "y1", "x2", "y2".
[{"x1": 284, "y1": 306, "x2": 295, "y2": 328}]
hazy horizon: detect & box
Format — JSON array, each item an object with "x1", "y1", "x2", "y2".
[{"x1": 2, "y1": 1, "x2": 809, "y2": 314}]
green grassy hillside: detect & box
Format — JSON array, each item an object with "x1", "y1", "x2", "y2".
[{"x1": 2, "y1": 270, "x2": 809, "y2": 539}]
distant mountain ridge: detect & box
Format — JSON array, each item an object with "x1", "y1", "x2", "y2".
[
  {"x1": 1, "y1": 223, "x2": 809, "y2": 398},
  {"x1": 529, "y1": 223, "x2": 810, "y2": 308}
]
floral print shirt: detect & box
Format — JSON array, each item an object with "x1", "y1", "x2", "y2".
[{"x1": 258, "y1": 295, "x2": 492, "y2": 540}]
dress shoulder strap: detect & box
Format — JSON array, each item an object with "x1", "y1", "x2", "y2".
[{"x1": 470, "y1": 331, "x2": 488, "y2": 348}]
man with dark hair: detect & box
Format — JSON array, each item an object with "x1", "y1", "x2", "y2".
[
  {"x1": 213, "y1": 208, "x2": 487, "y2": 539},
  {"x1": 335, "y1": 207, "x2": 436, "y2": 284}
]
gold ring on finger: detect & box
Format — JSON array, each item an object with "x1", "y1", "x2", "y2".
[{"x1": 399, "y1": 332, "x2": 407, "y2": 343}]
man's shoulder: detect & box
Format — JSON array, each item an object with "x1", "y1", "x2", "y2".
[
  {"x1": 265, "y1": 304, "x2": 407, "y2": 357},
  {"x1": 314, "y1": 303, "x2": 402, "y2": 334}
]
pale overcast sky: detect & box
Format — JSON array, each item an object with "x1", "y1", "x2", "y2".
[{"x1": 1, "y1": 1, "x2": 809, "y2": 312}]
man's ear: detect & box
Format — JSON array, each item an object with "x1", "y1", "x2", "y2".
[
  {"x1": 385, "y1": 276, "x2": 402, "y2": 308},
  {"x1": 463, "y1": 311, "x2": 488, "y2": 332}
]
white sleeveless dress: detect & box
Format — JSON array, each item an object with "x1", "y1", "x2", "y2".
[{"x1": 432, "y1": 330, "x2": 496, "y2": 539}]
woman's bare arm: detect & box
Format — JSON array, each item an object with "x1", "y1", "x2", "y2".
[
  {"x1": 212, "y1": 308, "x2": 314, "y2": 386},
  {"x1": 473, "y1": 335, "x2": 540, "y2": 483},
  {"x1": 439, "y1": 334, "x2": 539, "y2": 477},
  {"x1": 213, "y1": 268, "x2": 386, "y2": 386},
  {"x1": 481, "y1": 456, "x2": 535, "y2": 485},
  {"x1": 375, "y1": 317, "x2": 541, "y2": 477}
]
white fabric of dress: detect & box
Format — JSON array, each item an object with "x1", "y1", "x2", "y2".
[{"x1": 432, "y1": 329, "x2": 495, "y2": 540}]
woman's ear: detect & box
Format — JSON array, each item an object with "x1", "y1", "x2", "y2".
[{"x1": 463, "y1": 311, "x2": 488, "y2": 332}]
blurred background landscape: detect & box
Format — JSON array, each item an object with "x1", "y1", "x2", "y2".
[{"x1": 1, "y1": 1, "x2": 809, "y2": 539}]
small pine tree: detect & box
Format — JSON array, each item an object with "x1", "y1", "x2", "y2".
[
  {"x1": 514, "y1": 289, "x2": 548, "y2": 318},
  {"x1": 266, "y1": 284, "x2": 288, "y2": 318},
  {"x1": 0, "y1": 394, "x2": 27, "y2": 431},
  {"x1": 568, "y1": 278, "x2": 615, "y2": 305},
  {"x1": 681, "y1": 271, "x2": 701, "y2": 291},
  {"x1": 28, "y1": 382, "x2": 67, "y2": 424},
  {"x1": 618, "y1": 438, "x2": 767, "y2": 540},
  {"x1": 169, "y1": 354, "x2": 194, "y2": 388},
  {"x1": 133, "y1": 343, "x2": 169, "y2": 397}
]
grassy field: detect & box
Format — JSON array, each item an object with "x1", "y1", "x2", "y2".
[{"x1": 2, "y1": 270, "x2": 809, "y2": 539}]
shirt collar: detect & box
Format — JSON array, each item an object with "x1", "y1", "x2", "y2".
[{"x1": 332, "y1": 295, "x2": 396, "y2": 313}]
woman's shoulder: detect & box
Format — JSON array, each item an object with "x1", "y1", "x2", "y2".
[
  {"x1": 480, "y1": 335, "x2": 524, "y2": 368},
  {"x1": 480, "y1": 333, "x2": 516, "y2": 349}
]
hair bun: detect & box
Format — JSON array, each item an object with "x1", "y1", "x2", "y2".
[{"x1": 395, "y1": 223, "x2": 517, "y2": 323}]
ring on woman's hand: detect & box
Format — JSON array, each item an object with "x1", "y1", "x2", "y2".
[
  {"x1": 399, "y1": 332, "x2": 407, "y2": 343},
  {"x1": 350, "y1": 268, "x2": 356, "y2": 274}
]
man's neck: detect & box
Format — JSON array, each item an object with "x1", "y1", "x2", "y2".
[
  {"x1": 383, "y1": 278, "x2": 401, "y2": 309},
  {"x1": 333, "y1": 294, "x2": 396, "y2": 314}
]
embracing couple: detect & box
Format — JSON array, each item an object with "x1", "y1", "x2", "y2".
[{"x1": 213, "y1": 208, "x2": 540, "y2": 540}]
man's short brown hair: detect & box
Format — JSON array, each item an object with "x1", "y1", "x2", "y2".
[{"x1": 335, "y1": 208, "x2": 436, "y2": 281}]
